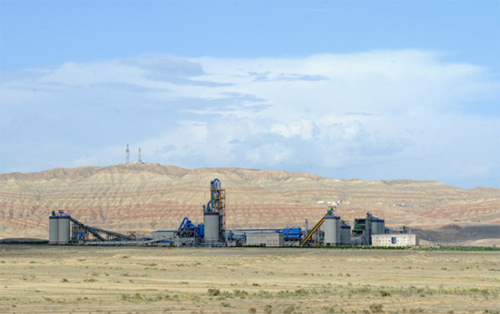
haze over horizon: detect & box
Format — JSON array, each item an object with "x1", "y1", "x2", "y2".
[{"x1": 1, "y1": 1, "x2": 499, "y2": 189}]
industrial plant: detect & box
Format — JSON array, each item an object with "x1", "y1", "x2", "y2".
[{"x1": 49, "y1": 179, "x2": 417, "y2": 247}]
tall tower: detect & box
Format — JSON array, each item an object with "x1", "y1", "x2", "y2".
[
  {"x1": 204, "y1": 178, "x2": 226, "y2": 245},
  {"x1": 138, "y1": 147, "x2": 142, "y2": 163},
  {"x1": 125, "y1": 144, "x2": 130, "y2": 164}
]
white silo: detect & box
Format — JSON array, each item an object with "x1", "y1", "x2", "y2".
[
  {"x1": 49, "y1": 216, "x2": 59, "y2": 244},
  {"x1": 58, "y1": 216, "x2": 71, "y2": 244},
  {"x1": 340, "y1": 224, "x2": 351, "y2": 245},
  {"x1": 323, "y1": 216, "x2": 341, "y2": 246},
  {"x1": 204, "y1": 212, "x2": 220, "y2": 245}
]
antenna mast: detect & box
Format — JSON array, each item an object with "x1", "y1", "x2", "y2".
[
  {"x1": 138, "y1": 147, "x2": 142, "y2": 163},
  {"x1": 125, "y1": 144, "x2": 130, "y2": 164}
]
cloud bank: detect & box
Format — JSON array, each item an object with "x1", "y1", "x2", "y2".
[{"x1": 1, "y1": 50, "x2": 499, "y2": 188}]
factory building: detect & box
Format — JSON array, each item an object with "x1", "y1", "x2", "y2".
[
  {"x1": 351, "y1": 213, "x2": 386, "y2": 246},
  {"x1": 371, "y1": 233, "x2": 418, "y2": 247},
  {"x1": 49, "y1": 178, "x2": 414, "y2": 248},
  {"x1": 246, "y1": 232, "x2": 284, "y2": 247}
]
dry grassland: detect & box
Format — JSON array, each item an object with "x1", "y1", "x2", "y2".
[{"x1": 0, "y1": 246, "x2": 499, "y2": 314}]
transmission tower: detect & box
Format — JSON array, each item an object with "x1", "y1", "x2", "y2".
[{"x1": 125, "y1": 144, "x2": 130, "y2": 164}]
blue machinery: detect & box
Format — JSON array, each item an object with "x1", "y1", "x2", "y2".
[
  {"x1": 177, "y1": 217, "x2": 204, "y2": 239},
  {"x1": 277, "y1": 228, "x2": 303, "y2": 241}
]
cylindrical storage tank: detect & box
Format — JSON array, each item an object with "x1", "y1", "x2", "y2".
[
  {"x1": 204, "y1": 212, "x2": 220, "y2": 245},
  {"x1": 370, "y1": 219, "x2": 377, "y2": 235},
  {"x1": 340, "y1": 225, "x2": 351, "y2": 245},
  {"x1": 371, "y1": 219, "x2": 378, "y2": 235},
  {"x1": 49, "y1": 216, "x2": 59, "y2": 244},
  {"x1": 371, "y1": 219, "x2": 385, "y2": 235},
  {"x1": 58, "y1": 216, "x2": 71, "y2": 244},
  {"x1": 323, "y1": 216, "x2": 340, "y2": 246}
]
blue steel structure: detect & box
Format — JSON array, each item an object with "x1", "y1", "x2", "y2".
[
  {"x1": 276, "y1": 228, "x2": 303, "y2": 241},
  {"x1": 177, "y1": 217, "x2": 204, "y2": 239}
]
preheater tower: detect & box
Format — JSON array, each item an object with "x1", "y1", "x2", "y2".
[{"x1": 203, "y1": 178, "x2": 226, "y2": 244}]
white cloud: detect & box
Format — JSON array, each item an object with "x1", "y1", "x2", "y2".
[
  {"x1": 270, "y1": 119, "x2": 317, "y2": 140},
  {"x1": 0, "y1": 51, "x2": 498, "y2": 188}
]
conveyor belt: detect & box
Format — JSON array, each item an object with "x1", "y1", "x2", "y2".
[
  {"x1": 300, "y1": 216, "x2": 325, "y2": 246},
  {"x1": 69, "y1": 216, "x2": 132, "y2": 241}
]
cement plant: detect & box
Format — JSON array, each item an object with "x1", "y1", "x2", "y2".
[{"x1": 49, "y1": 178, "x2": 417, "y2": 248}]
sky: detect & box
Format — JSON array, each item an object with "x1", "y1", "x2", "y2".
[{"x1": 0, "y1": 1, "x2": 499, "y2": 189}]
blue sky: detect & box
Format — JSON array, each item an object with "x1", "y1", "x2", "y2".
[{"x1": 1, "y1": 1, "x2": 499, "y2": 188}]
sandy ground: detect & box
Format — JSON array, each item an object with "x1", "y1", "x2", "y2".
[{"x1": 0, "y1": 246, "x2": 499, "y2": 314}]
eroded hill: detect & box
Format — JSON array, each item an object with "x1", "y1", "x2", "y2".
[{"x1": 0, "y1": 164, "x2": 499, "y2": 239}]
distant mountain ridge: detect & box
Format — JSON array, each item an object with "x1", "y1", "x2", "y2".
[{"x1": 0, "y1": 164, "x2": 499, "y2": 240}]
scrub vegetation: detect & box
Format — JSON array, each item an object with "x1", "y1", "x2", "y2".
[{"x1": 0, "y1": 246, "x2": 499, "y2": 313}]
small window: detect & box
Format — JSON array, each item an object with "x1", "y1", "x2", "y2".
[{"x1": 391, "y1": 236, "x2": 397, "y2": 244}]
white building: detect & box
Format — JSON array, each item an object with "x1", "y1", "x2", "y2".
[
  {"x1": 246, "y1": 232, "x2": 284, "y2": 247},
  {"x1": 371, "y1": 234, "x2": 419, "y2": 247}
]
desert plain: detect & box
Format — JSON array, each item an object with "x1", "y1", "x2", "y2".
[{"x1": 0, "y1": 246, "x2": 499, "y2": 314}]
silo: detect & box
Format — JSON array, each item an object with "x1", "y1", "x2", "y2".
[
  {"x1": 370, "y1": 219, "x2": 385, "y2": 235},
  {"x1": 370, "y1": 219, "x2": 376, "y2": 235},
  {"x1": 58, "y1": 216, "x2": 71, "y2": 244},
  {"x1": 49, "y1": 216, "x2": 59, "y2": 244},
  {"x1": 340, "y1": 224, "x2": 351, "y2": 245},
  {"x1": 323, "y1": 216, "x2": 340, "y2": 246},
  {"x1": 379, "y1": 219, "x2": 385, "y2": 234},
  {"x1": 204, "y1": 212, "x2": 220, "y2": 244},
  {"x1": 370, "y1": 219, "x2": 378, "y2": 235}
]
